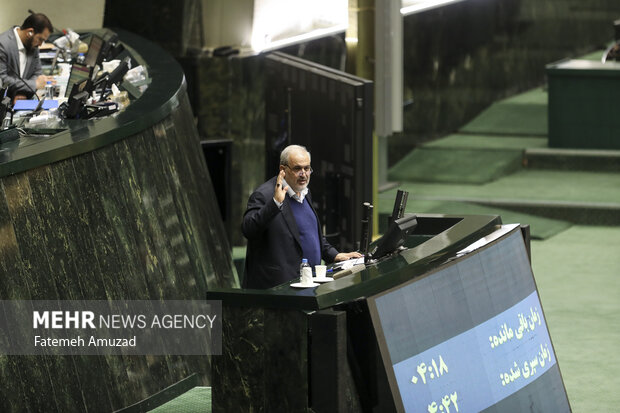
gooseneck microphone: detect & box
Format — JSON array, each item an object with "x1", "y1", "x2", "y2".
[{"x1": 2, "y1": 62, "x2": 40, "y2": 100}]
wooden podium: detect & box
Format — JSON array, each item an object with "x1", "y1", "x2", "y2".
[{"x1": 209, "y1": 214, "x2": 571, "y2": 412}]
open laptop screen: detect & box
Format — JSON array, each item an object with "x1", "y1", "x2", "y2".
[
  {"x1": 65, "y1": 64, "x2": 93, "y2": 98},
  {"x1": 85, "y1": 35, "x2": 104, "y2": 67}
]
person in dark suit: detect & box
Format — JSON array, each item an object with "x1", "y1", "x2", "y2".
[
  {"x1": 0, "y1": 13, "x2": 55, "y2": 101},
  {"x1": 242, "y1": 145, "x2": 362, "y2": 289}
]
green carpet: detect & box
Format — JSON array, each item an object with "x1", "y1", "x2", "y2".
[
  {"x1": 460, "y1": 88, "x2": 548, "y2": 136},
  {"x1": 388, "y1": 134, "x2": 548, "y2": 184},
  {"x1": 232, "y1": 246, "x2": 246, "y2": 261},
  {"x1": 233, "y1": 246, "x2": 246, "y2": 282},
  {"x1": 149, "y1": 387, "x2": 211, "y2": 413},
  {"x1": 578, "y1": 48, "x2": 607, "y2": 61},
  {"x1": 531, "y1": 226, "x2": 620, "y2": 412},
  {"x1": 388, "y1": 147, "x2": 524, "y2": 184},
  {"x1": 424, "y1": 134, "x2": 547, "y2": 150}
]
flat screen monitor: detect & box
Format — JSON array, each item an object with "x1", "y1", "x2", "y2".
[
  {"x1": 391, "y1": 189, "x2": 409, "y2": 223},
  {"x1": 64, "y1": 90, "x2": 90, "y2": 119},
  {"x1": 67, "y1": 78, "x2": 92, "y2": 101},
  {"x1": 42, "y1": 49, "x2": 61, "y2": 75},
  {"x1": 65, "y1": 64, "x2": 93, "y2": 98},
  {"x1": 367, "y1": 228, "x2": 571, "y2": 412},
  {"x1": 84, "y1": 35, "x2": 104, "y2": 67},
  {"x1": 101, "y1": 31, "x2": 119, "y2": 60},
  {"x1": 368, "y1": 213, "x2": 418, "y2": 261}
]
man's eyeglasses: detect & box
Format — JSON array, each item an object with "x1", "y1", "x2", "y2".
[{"x1": 284, "y1": 165, "x2": 313, "y2": 175}]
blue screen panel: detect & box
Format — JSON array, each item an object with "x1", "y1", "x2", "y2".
[{"x1": 369, "y1": 229, "x2": 570, "y2": 413}]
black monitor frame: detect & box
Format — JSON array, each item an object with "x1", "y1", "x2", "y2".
[
  {"x1": 68, "y1": 78, "x2": 93, "y2": 100},
  {"x1": 63, "y1": 90, "x2": 90, "y2": 119},
  {"x1": 368, "y1": 213, "x2": 418, "y2": 262},
  {"x1": 84, "y1": 34, "x2": 105, "y2": 67},
  {"x1": 65, "y1": 64, "x2": 93, "y2": 98},
  {"x1": 390, "y1": 189, "x2": 409, "y2": 225},
  {"x1": 97, "y1": 31, "x2": 124, "y2": 63}
]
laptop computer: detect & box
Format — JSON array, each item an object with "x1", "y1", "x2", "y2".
[{"x1": 64, "y1": 63, "x2": 93, "y2": 98}]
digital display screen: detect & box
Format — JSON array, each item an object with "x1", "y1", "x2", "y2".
[
  {"x1": 85, "y1": 35, "x2": 104, "y2": 67},
  {"x1": 368, "y1": 229, "x2": 570, "y2": 412},
  {"x1": 65, "y1": 64, "x2": 92, "y2": 98}
]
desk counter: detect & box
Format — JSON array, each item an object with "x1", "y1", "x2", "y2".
[{"x1": 0, "y1": 29, "x2": 237, "y2": 413}]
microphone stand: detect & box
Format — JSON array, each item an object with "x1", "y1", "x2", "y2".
[{"x1": 2, "y1": 60, "x2": 41, "y2": 101}]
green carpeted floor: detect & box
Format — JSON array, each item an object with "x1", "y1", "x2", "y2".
[
  {"x1": 531, "y1": 226, "x2": 620, "y2": 412},
  {"x1": 424, "y1": 134, "x2": 548, "y2": 150},
  {"x1": 389, "y1": 134, "x2": 548, "y2": 185},
  {"x1": 149, "y1": 387, "x2": 211, "y2": 413},
  {"x1": 460, "y1": 88, "x2": 549, "y2": 136},
  {"x1": 388, "y1": 146, "x2": 524, "y2": 184},
  {"x1": 578, "y1": 49, "x2": 609, "y2": 61}
]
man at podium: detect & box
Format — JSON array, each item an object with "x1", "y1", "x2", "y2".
[{"x1": 242, "y1": 145, "x2": 361, "y2": 289}]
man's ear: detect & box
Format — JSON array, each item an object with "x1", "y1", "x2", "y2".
[{"x1": 279, "y1": 165, "x2": 285, "y2": 172}]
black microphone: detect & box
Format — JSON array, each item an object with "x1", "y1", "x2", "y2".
[
  {"x1": 3, "y1": 63, "x2": 40, "y2": 100},
  {"x1": 92, "y1": 71, "x2": 109, "y2": 89}
]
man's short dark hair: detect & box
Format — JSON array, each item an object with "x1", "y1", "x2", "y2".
[{"x1": 21, "y1": 13, "x2": 53, "y2": 34}]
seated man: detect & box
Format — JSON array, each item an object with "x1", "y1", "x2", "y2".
[
  {"x1": 0, "y1": 13, "x2": 55, "y2": 101},
  {"x1": 242, "y1": 144, "x2": 362, "y2": 289}
]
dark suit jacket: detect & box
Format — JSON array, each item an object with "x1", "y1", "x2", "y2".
[
  {"x1": 0, "y1": 28, "x2": 43, "y2": 97},
  {"x1": 242, "y1": 176, "x2": 339, "y2": 289}
]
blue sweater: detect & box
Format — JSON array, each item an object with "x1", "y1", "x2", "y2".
[{"x1": 289, "y1": 198, "x2": 321, "y2": 267}]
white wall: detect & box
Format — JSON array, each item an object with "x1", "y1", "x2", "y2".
[
  {"x1": 1, "y1": 0, "x2": 105, "y2": 33},
  {"x1": 202, "y1": 0, "x2": 347, "y2": 53}
]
